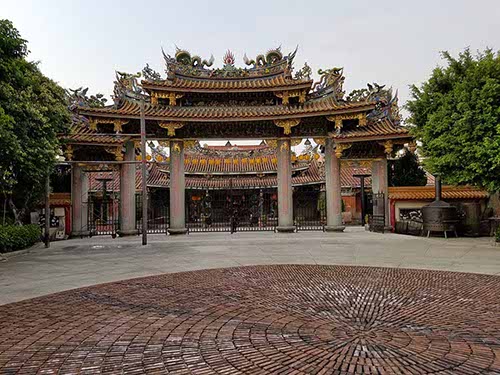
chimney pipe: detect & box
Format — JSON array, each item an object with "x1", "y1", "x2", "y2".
[{"x1": 435, "y1": 175, "x2": 442, "y2": 201}]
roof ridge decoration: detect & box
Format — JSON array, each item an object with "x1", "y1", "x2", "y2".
[
  {"x1": 310, "y1": 67, "x2": 345, "y2": 103},
  {"x1": 112, "y1": 71, "x2": 144, "y2": 107},
  {"x1": 161, "y1": 45, "x2": 298, "y2": 79}
]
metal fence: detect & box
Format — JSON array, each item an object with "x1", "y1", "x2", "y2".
[
  {"x1": 87, "y1": 194, "x2": 119, "y2": 237},
  {"x1": 294, "y1": 188, "x2": 326, "y2": 231},
  {"x1": 369, "y1": 193, "x2": 385, "y2": 233},
  {"x1": 186, "y1": 188, "x2": 278, "y2": 233},
  {"x1": 136, "y1": 192, "x2": 169, "y2": 234}
]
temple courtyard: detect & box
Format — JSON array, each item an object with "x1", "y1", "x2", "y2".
[
  {"x1": 0, "y1": 232, "x2": 500, "y2": 374},
  {"x1": 1, "y1": 231, "x2": 500, "y2": 374}
]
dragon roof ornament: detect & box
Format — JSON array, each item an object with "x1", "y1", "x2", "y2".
[
  {"x1": 161, "y1": 45, "x2": 298, "y2": 79},
  {"x1": 310, "y1": 67, "x2": 345, "y2": 103},
  {"x1": 112, "y1": 71, "x2": 144, "y2": 106}
]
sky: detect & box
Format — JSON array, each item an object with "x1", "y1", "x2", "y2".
[{"x1": 3, "y1": 0, "x2": 500, "y2": 146}]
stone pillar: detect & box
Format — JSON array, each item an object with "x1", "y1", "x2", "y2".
[
  {"x1": 277, "y1": 138, "x2": 295, "y2": 232},
  {"x1": 372, "y1": 158, "x2": 391, "y2": 229},
  {"x1": 168, "y1": 140, "x2": 187, "y2": 234},
  {"x1": 71, "y1": 164, "x2": 89, "y2": 237},
  {"x1": 380, "y1": 157, "x2": 391, "y2": 229},
  {"x1": 325, "y1": 138, "x2": 345, "y2": 232},
  {"x1": 119, "y1": 141, "x2": 137, "y2": 236}
]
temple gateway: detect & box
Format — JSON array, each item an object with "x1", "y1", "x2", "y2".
[{"x1": 62, "y1": 46, "x2": 413, "y2": 236}]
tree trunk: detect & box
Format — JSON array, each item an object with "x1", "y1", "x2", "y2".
[{"x1": 8, "y1": 196, "x2": 22, "y2": 225}]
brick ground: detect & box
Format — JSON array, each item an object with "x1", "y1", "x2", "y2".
[{"x1": 0, "y1": 265, "x2": 499, "y2": 374}]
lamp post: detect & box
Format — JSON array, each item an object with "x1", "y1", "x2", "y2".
[
  {"x1": 353, "y1": 173, "x2": 371, "y2": 226},
  {"x1": 140, "y1": 99, "x2": 148, "y2": 245}
]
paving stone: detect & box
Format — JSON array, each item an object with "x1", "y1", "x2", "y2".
[{"x1": 0, "y1": 265, "x2": 499, "y2": 374}]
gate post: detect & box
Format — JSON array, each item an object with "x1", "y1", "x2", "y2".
[
  {"x1": 119, "y1": 141, "x2": 138, "y2": 236},
  {"x1": 325, "y1": 138, "x2": 345, "y2": 232},
  {"x1": 71, "y1": 164, "x2": 89, "y2": 237},
  {"x1": 168, "y1": 140, "x2": 187, "y2": 235},
  {"x1": 277, "y1": 138, "x2": 295, "y2": 232},
  {"x1": 372, "y1": 158, "x2": 391, "y2": 230}
]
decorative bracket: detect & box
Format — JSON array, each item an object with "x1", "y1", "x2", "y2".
[
  {"x1": 334, "y1": 143, "x2": 352, "y2": 158},
  {"x1": 275, "y1": 89, "x2": 307, "y2": 105},
  {"x1": 63, "y1": 145, "x2": 74, "y2": 161},
  {"x1": 326, "y1": 112, "x2": 367, "y2": 131},
  {"x1": 105, "y1": 146, "x2": 124, "y2": 161},
  {"x1": 151, "y1": 91, "x2": 184, "y2": 106},
  {"x1": 378, "y1": 140, "x2": 394, "y2": 157},
  {"x1": 159, "y1": 121, "x2": 185, "y2": 137},
  {"x1": 280, "y1": 140, "x2": 289, "y2": 152},
  {"x1": 265, "y1": 139, "x2": 278, "y2": 149},
  {"x1": 88, "y1": 118, "x2": 129, "y2": 133},
  {"x1": 171, "y1": 141, "x2": 181, "y2": 154},
  {"x1": 274, "y1": 119, "x2": 301, "y2": 135},
  {"x1": 313, "y1": 138, "x2": 326, "y2": 146}
]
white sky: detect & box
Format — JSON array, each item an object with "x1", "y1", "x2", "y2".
[{"x1": 3, "y1": 0, "x2": 500, "y2": 149}]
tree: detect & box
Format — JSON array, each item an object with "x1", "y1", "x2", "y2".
[
  {"x1": 407, "y1": 48, "x2": 500, "y2": 191},
  {"x1": 0, "y1": 20, "x2": 70, "y2": 223},
  {"x1": 389, "y1": 148, "x2": 427, "y2": 187}
]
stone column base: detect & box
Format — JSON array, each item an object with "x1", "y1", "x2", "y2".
[
  {"x1": 69, "y1": 231, "x2": 90, "y2": 238},
  {"x1": 325, "y1": 225, "x2": 346, "y2": 232},
  {"x1": 276, "y1": 226, "x2": 296, "y2": 233},
  {"x1": 118, "y1": 229, "x2": 139, "y2": 237},
  {"x1": 168, "y1": 228, "x2": 188, "y2": 235}
]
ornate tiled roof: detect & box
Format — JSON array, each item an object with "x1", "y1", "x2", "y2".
[
  {"x1": 63, "y1": 123, "x2": 128, "y2": 145},
  {"x1": 142, "y1": 75, "x2": 313, "y2": 93},
  {"x1": 77, "y1": 95, "x2": 374, "y2": 122},
  {"x1": 332, "y1": 119, "x2": 411, "y2": 141},
  {"x1": 388, "y1": 186, "x2": 488, "y2": 200}
]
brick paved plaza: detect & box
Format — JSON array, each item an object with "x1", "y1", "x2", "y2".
[{"x1": 1, "y1": 264, "x2": 500, "y2": 374}]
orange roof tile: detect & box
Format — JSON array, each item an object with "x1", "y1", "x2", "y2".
[
  {"x1": 388, "y1": 186, "x2": 488, "y2": 200},
  {"x1": 78, "y1": 96, "x2": 374, "y2": 122},
  {"x1": 142, "y1": 75, "x2": 313, "y2": 93}
]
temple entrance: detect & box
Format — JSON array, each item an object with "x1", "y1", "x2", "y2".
[
  {"x1": 369, "y1": 193, "x2": 385, "y2": 233},
  {"x1": 293, "y1": 186, "x2": 326, "y2": 231},
  {"x1": 136, "y1": 189, "x2": 170, "y2": 234},
  {"x1": 186, "y1": 188, "x2": 278, "y2": 233},
  {"x1": 87, "y1": 193, "x2": 119, "y2": 237}
]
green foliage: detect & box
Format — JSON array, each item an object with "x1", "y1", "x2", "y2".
[
  {"x1": 0, "y1": 19, "x2": 71, "y2": 222},
  {"x1": 389, "y1": 148, "x2": 427, "y2": 187},
  {"x1": 407, "y1": 48, "x2": 500, "y2": 191},
  {"x1": 496, "y1": 225, "x2": 500, "y2": 242},
  {"x1": 0, "y1": 224, "x2": 40, "y2": 253}
]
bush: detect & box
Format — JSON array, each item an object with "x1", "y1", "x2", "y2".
[
  {"x1": 0, "y1": 224, "x2": 41, "y2": 253},
  {"x1": 496, "y1": 226, "x2": 500, "y2": 243}
]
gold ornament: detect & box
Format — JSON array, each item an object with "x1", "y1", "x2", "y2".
[
  {"x1": 327, "y1": 112, "x2": 367, "y2": 131},
  {"x1": 63, "y1": 145, "x2": 74, "y2": 161},
  {"x1": 280, "y1": 140, "x2": 289, "y2": 152},
  {"x1": 274, "y1": 119, "x2": 301, "y2": 135},
  {"x1": 159, "y1": 122, "x2": 185, "y2": 137},
  {"x1": 291, "y1": 138, "x2": 302, "y2": 146},
  {"x1": 105, "y1": 146, "x2": 124, "y2": 161},
  {"x1": 171, "y1": 142, "x2": 181, "y2": 153},
  {"x1": 313, "y1": 138, "x2": 326, "y2": 146},
  {"x1": 150, "y1": 91, "x2": 184, "y2": 106},
  {"x1": 334, "y1": 143, "x2": 352, "y2": 158},
  {"x1": 379, "y1": 140, "x2": 394, "y2": 156},
  {"x1": 184, "y1": 140, "x2": 198, "y2": 149},
  {"x1": 88, "y1": 118, "x2": 128, "y2": 133},
  {"x1": 265, "y1": 139, "x2": 278, "y2": 149}
]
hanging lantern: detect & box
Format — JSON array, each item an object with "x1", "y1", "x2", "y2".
[
  {"x1": 314, "y1": 153, "x2": 320, "y2": 160},
  {"x1": 146, "y1": 154, "x2": 152, "y2": 161},
  {"x1": 155, "y1": 155, "x2": 163, "y2": 162}
]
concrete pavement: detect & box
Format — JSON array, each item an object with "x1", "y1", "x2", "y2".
[{"x1": 1, "y1": 228, "x2": 499, "y2": 305}]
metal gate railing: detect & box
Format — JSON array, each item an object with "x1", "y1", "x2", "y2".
[
  {"x1": 87, "y1": 194, "x2": 119, "y2": 237},
  {"x1": 294, "y1": 188, "x2": 326, "y2": 231},
  {"x1": 186, "y1": 188, "x2": 278, "y2": 233},
  {"x1": 136, "y1": 193, "x2": 169, "y2": 234},
  {"x1": 369, "y1": 193, "x2": 385, "y2": 233}
]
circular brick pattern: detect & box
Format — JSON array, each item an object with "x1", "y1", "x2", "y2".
[{"x1": 1, "y1": 265, "x2": 499, "y2": 374}]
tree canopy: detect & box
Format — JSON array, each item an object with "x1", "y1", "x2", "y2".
[
  {"x1": 389, "y1": 148, "x2": 427, "y2": 187},
  {"x1": 0, "y1": 19, "x2": 70, "y2": 223},
  {"x1": 407, "y1": 48, "x2": 500, "y2": 191}
]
